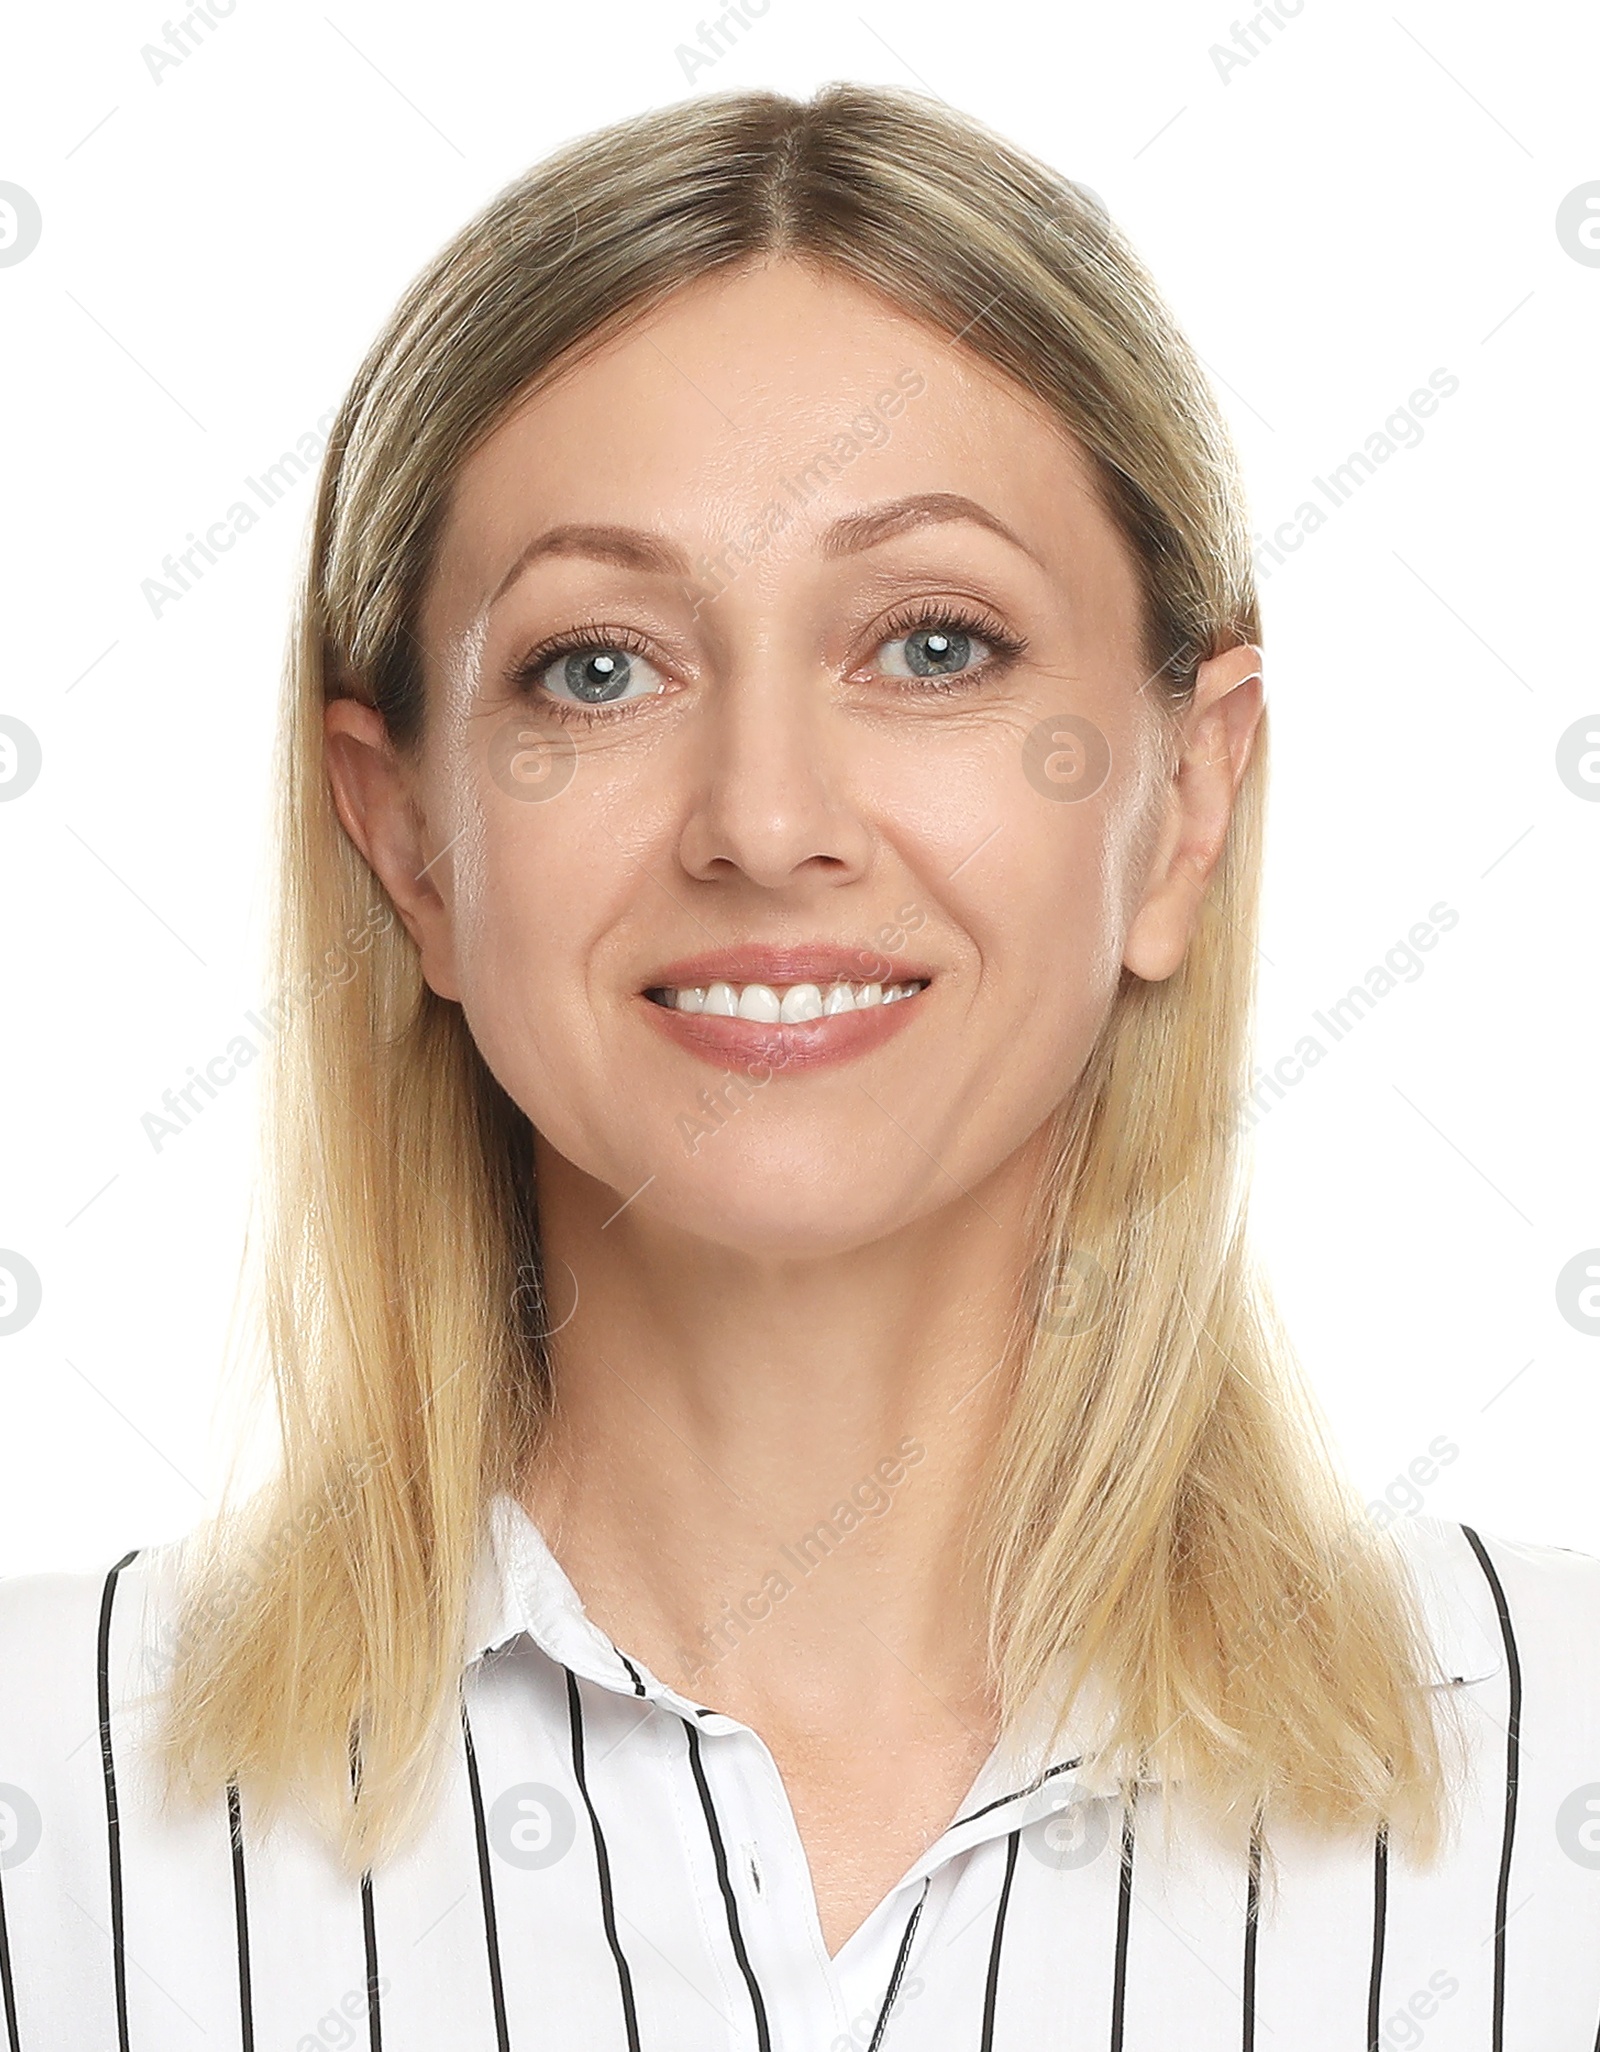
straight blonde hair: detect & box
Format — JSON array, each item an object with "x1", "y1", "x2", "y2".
[{"x1": 157, "y1": 82, "x2": 1450, "y2": 1871}]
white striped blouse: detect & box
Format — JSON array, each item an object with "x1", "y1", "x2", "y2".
[{"x1": 0, "y1": 1495, "x2": 1597, "y2": 2050}]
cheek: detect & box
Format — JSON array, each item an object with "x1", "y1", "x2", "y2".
[
  {"x1": 869, "y1": 721, "x2": 1029, "y2": 881},
  {"x1": 888, "y1": 779, "x2": 1131, "y2": 1175},
  {"x1": 445, "y1": 806, "x2": 610, "y2": 1087},
  {"x1": 431, "y1": 700, "x2": 1144, "y2": 1220},
  {"x1": 949, "y1": 764, "x2": 1129, "y2": 1021}
]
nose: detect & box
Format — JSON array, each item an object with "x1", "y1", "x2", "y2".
[{"x1": 674, "y1": 648, "x2": 875, "y2": 891}]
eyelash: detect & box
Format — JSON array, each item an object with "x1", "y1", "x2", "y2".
[
  {"x1": 869, "y1": 601, "x2": 1029, "y2": 690},
  {"x1": 506, "y1": 623, "x2": 659, "y2": 724},
  {"x1": 505, "y1": 603, "x2": 1029, "y2": 724}
]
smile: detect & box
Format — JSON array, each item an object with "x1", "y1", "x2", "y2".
[
  {"x1": 636, "y1": 958, "x2": 934, "y2": 1074},
  {"x1": 645, "y1": 979, "x2": 929, "y2": 1021}
]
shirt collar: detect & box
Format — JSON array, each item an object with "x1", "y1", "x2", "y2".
[
  {"x1": 881, "y1": 1519, "x2": 1507, "y2": 1883},
  {"x1": 461, "y1": 1490, "x2": 1105, "y2": 1874},
  {"x1": 466, "y1": 1490, "x2": 720, "y2": 1723},
  {"x1": 462, "y1": 1493, "x2": 1503, "y2": 1850}
]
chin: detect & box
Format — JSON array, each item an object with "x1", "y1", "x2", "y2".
[{"x1": 634, "y1": 1147, "x2": 958, "y2": 1261}]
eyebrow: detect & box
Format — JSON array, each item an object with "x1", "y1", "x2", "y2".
[{"x1": 487, "y1": 491, "x2": 1039, "y2": 607}]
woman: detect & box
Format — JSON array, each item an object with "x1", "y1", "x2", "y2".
[{"x1": 1, "y1": 82, "x2": 1595, "y2": 2052}]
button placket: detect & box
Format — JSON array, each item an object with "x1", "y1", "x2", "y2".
[{"x1": 703, "y1": 1719, "x2": 867, "y2": 2051}]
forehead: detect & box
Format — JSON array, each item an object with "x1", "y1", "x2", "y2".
[{"x1": 425, "y1": 257, "x2": 1135, "y2": 621}]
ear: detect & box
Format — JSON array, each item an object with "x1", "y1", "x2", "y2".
[
  {"x1": 322, "y1": 698, "x2": 462, "y2": 1001},
  {"x1": 1122, "y1": 643, "x2": 1265, "y2": 983}
]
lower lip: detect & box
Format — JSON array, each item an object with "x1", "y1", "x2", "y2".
[{"x1": 638, "y1": 988, "x2": 928, "y2": 1074}]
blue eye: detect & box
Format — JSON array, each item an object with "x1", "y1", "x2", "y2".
[
  {"x1": 882, "y1": 623, "x2": 980, "y2": 681},
  {"x1": 538, "y1": 644, "x2": 665, "y2": 707},
  {"x1": 869, "y1": 615, "x2": 1017, "y2": 689}
]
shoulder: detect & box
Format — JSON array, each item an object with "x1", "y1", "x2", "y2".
[
  {"x1": 1391, "y1": 1513, "x2": 1600, "y2": 1615},
  {"x1": 1386, "y1": 1513, "x2": 1600, "y2": 1694},
  {"x1": 0, "y1": 1538, "x2": 186, "y2": 1745}
]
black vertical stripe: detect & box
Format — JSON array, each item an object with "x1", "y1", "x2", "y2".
[
  {"x1": 684, "y1": 1719, "x2": 771, "y2": 2052},
  {"x1": 226, "y1": 1780, "x2": 255, "y2": 2051},
  {"x1": 1108, "y1": 1798, "x2": 1136, "y2": 2052},
  {"x1": 866, "y1": 1878, "x2": 928, "y2": 2052},
  {"x1": 348, "y1": 1729, "x2": 382, "y2": 2052},
  {"x1": 612, "y1": 1647, "x2": 647, "y2": 1698},
  {"x1": 1241, "y1": 1823, "x2": 1261, "y2": 2052},
  {"x1": 97, "y1": 1547, "x2": 140, "y2": 2052},
  {"x1": 979, "y1": 1830, "x2": 1020, "y2": 2052},
  {"x1": 1460, "y1": 1525, "x2": 1521, "y2": 2052},
  {"x1": 1366, "y1": 1826, "x2": 1388, "y2": 2052},
  {"x1": 566, "y1": 1671, "x2": 640, "y2": 2052},
  {"x1": 359, "y1": 1871, "x2": 381, "y2": 2052},
  {"x1": 461, "y1": 1699, "x2": 510, "y2": 2052},
  {"x1": 0, "y1": 1848, "x2": 19, "y2": 2052}
]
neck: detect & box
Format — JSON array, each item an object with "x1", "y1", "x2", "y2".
[{"x1": 518, "y1": 1134, "x2": 1047, "y2": 1741}]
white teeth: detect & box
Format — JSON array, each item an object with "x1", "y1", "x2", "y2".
[
  {"x1": 779, "y1": 983, "x2": 824, "y2": 1023},
  {"x1": 736, "y1": 983, "x2": 782, "y2": 1022},
  {"x1": 659, "y1": 977, "x2": 925, "y2": 1016}
]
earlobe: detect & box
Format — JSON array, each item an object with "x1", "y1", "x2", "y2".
[
  {"x1": 1120, "y1": 643, "x2": 1265, "y2": 984},
  {"x1": 322, "y1": 698, "x2": 462, "y2": 1001}
]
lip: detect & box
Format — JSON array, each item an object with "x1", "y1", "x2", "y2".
[
  {"x1": 639, "y1": 986, "x2": 928, "y2": 1074},
  {"x1": 642, "y1": 945, "x2": 936, "y2": 991},
  {"x1": 635, "y1": 945, "x2": 936, "y2": 1077}
]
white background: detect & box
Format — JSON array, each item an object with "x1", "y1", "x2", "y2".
[{"x1": 1, "y1": 0, "x2": 1596, "y2": 1574}]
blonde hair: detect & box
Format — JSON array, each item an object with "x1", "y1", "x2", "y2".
[{"x1": 158, "y1": 82, "x2": 1449, "y2": 1869}]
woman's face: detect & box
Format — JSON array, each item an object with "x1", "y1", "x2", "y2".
[{"x1": 327, "y1": 257, "x2": 1261, "y2": 1256}]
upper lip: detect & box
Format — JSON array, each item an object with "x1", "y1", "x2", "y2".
[{"x1": 641, "y1": 945, "x2": 936, "y2": 990}]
